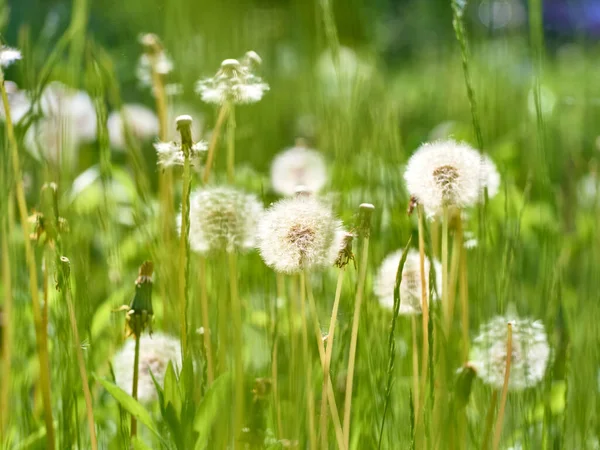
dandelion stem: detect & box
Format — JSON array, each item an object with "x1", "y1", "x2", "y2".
[
  {"x1": 226, "y1": 105, "x2": 236, "y2": 183},
  {"x1": 411, "y1": 315, "x2": 420, "y2": 420},
  {"x1": 492, "y1": 323, "x2": 513, "y2": 450},
  {"x1": 203, "y1": 104, "x2": 230, "y2": 184},
  {"x1": 60, "y1": 258, "x2": 98, "y2": 450},
  {"x1": 343, "y1": 235, "x2": 370, "y2": 448},
  {"x1": 1, "y1": 71, "x2": 56, "y2": 450},
  {"x1": 178, "y1": 150, "x2": 192, "y2": 356},
  {"x1": 320, "y1": 268, "x2": 345, "y2": 449},
  {"x1": 1, "y1": 216, "x2": 13, "y2": 437},
  {"x1": 459, "y1": 237, "x2": 469, "y2": 360},
  {"x1": 446, "y1": 214, "x2": 463, "y2": 333},
  {"x1": 481, "y1": 390, "x2": 498, "y2": 450},
  {"x1": 442, "y1": 205, "x2": 450, "y2": 328},
  {"x1": 228, "y1": 252, "x2": 245, "y2": 438},
  {"x1": 299, "y1": 271, "x2": 318, "y2": 450},
  {"x1": 199, "y1": 257, "x2": 214, "y2": 384},
  {"x1": 130, "y1": 333, "x2": 141, "y2": 438},
  {"x1": 273, "y1": 273, "x2": 285, "y2": 437}
]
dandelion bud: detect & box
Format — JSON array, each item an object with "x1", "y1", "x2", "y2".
[
  {"x1": 335, "y1": 232, "x2": 355, "y2": 268},
  {"x1": 154, "y1": 116, "x2": 207, "y2": 168},
  {"x1": 242, "y1": 51, "x2": 262, "y2": 69},
  {"x1": 55, "y1": 256, "x2": 71, "y2": 292},
  {"x1": 454, "y1": 364, "x2": 477, "y2": 409},
  {"x1": 176, "y1": 114, "x2": 193, "y2": 149},
  {"x1": 221, "y1": 58, "x2": 241, "y2": 72},
  {"x1": 127, "y1": 261, "x2": 154, "y2": 337},
  {"x1": 357, "y1": 203, "x2": 375, "y2": 238}
]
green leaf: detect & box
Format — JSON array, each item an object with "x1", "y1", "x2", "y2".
[
  {"x1": 96, "y1": 376, "x2": 164, "y2": 443},
  {"x1": 194, "y1": 372, "x2": 232, "y2": 450},
  {"x1": 164, "y1": 361, "x2": 182, "y2": 419},
  {"x1": 131, "y1": 437, "x2": 153, "y2": 450}
]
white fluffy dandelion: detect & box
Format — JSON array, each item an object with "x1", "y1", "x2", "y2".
[
  {"x1": 187, "y1": 186, "x2": 264, "y2": 254},
  {"x1": 136, "y1": 52, "x2": 173, "y2": 87},
  {"x1": 196, "y1": 54, "x2": 269, "y2": 105},
  {"x1": 257, "y1": 195, "x2": 344, "y2": 273},
  {"x1": 481, "y1": 154, "x2": 501, "y2": 198},
  {"x1": 112, "y1": 333, "x2": 182, "y2": 404},
  {"x1": 0, "y1": 82, "x2": 31, "y2": 123},
  {"x1": 374, "y1": 249, "x2": 441, "y2": 315},
  {"x1": 469, "y1": 315, "x2": 550, "y2": 391},
  {"x1": 154, "y1": 140, "x2": 207, "y2": 168},
  {"x1": 0, "y1": 46, "x2": 22, "y2": 68},
  {"x1": 404, "y1": 140, "x2": 485, "y2": 217},
  {"x1": 270, "y1": 143, "x2": 327, "y2": 197},
  {"x1": 107, "y1": 104, "x2": 159, "y2": 150}
]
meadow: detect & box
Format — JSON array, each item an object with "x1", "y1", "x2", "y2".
[{"x1": 0, "y1": 0, "x2": 599, "y2": 449}]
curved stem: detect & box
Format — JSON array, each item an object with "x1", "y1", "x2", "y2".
[
  {"x1": 228, "y1": 252, "x2": 245, "y2": 437},
  {"x1": 226, "y1": 105, "x2": 236, "y2": 183},
  {"x1": 481, "y1": 390, "x2": 498, "y2": 450},
  {"x1": 411, "y1": 315, "x2": 420, "y2": 418},
  {"x1": 199, "y1": 257, "x2": 214, "y2": 384},
  {"x1": 1, "y1": 73, "x2": 56, "y2": 449},
  {"x1": 1, "y1": 217, "x2": 13, "y2": 436},
  {"x1": 492, "y1": 323, "x2": 513, "y2": 450},
  {"x1": 203, "y1": 104, "x2": 229, "y2": 184},
  {"x1": 343, "y1": 236, "x2": 370, "y2": 448},
  {"x1": 131, "y1": 334, "x2": 141, "y2": 437}
]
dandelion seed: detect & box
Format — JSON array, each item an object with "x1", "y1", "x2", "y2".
[
  {"x1": 186, "y1": 186, "x2": 264, "y2": 254},
  {"x1": 112, "y1": 333, "x2": 182, "y2": 403},
  {"x1": 0, "y1": 46, "x2": 22, "y2": 68},
  {"x1": 256, "y1": 195, "x2": 344, "y2": 273},
  {"x1": 374, "y1": 249, "x2": 441, "y2": 315},
  {"x1": 107, "y1": 104, "x2": 159, "y2": 150},
  {"x1": 404, "y1": 139, "x2": 485, "y2": 217},
  {"x1": 195, "y1": 52, "x2": 269, "y2": 105},
  {"x1": 154, "y1": 140, "x2": 207, "y2": 168},
  {"x1": 469, "y1": 315, "x2": 550, "y2": 391},
  {"x1": 271, "y1": 141, "x2": 327, "y2": 197}
]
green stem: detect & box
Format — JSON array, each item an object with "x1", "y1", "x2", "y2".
[
  {"x1": 343, "y1": 236, "x2": 370, "y2": 448},
  {"x1": 492, "y1": 324, "x2": 513, "y2": 450},
  {"x1": 203, "y1": 104, "x2": 229, "y2": 184},
  {"x1": 228, "y1": 252, "x2": 245, "y2": 438},
  {"x1": 1, "y1": 217, "x2": 13, "y2": 437},
  {"x1": 299, "y1": 271, "x2": 317, "y2": 450},
  {"x1": 1, "y1": 72, "x2": 56, "y2": 450},
  {"x1": 226, "y1": 105, "x2": 236, "y2": 183},
  {"x1": 131, "y1": 334, "x2": 141, "y2": 438},
  {"x1": 178, "y1": 147, "x2": 192, "y2": 355},
  {"x1": 199, "y1": 257, "x2": 215, "y2": 384}
]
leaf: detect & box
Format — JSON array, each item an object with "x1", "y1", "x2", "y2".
[
  {"x1": 163, "y1": 361, "x2": 182, "y2": 419},
  {"x1": 131, "y1": 437, "x2": 153, "y2": 450},
  {"x1": 194, "y1": 372, "x2": 232, "y2": 450},
  {"x1": 96, "y1": 376, "x2": 164, "y2": 443}
]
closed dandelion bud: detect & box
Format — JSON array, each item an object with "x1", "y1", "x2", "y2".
[
  {"x1": 374, "y1": 250, "x2": 441, "y2": 315},
  {"x1": 270, "y1": 140, "x2": 327, "y2": 197},
  {"x1": 404, "y1": 139, "x2": 486, "y2": 217},
  {"x1": 176, "y1": 114, "x2": 193, "y2": 150},
  {"x1": 469, "y1": 315, "x2": 551, "y2": 391},
  {"x1": 357, "y1": 203, "x2": 375, "y2": 238},
  {"x1": 187, "y1": 186, "x2": 264, "y2": 254},
  {"x1": 154, "y1": 115, "x2": 207, "y2": 169},
  {"x1": 454, "y1": 363, "x2": 477, "y2": 409},
  {"x1": 127, "y1": 261, "x2": 154, "y2": 337},
  {"x1": 113, "y1": 333, "x2": 182, "y2": 403},
  {"x1": 257, "y1": 196, "x2": 344, "y2": 273}
]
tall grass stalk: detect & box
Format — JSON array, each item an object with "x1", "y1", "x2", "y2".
[
  {"x1": 203, "y1": 104, "x2": 230, "y2": 183},
  {"x1": 416, "y1": 205, "x2": 429, "y2": 445},
  {"x1": 228, "y1": 252, "x2": 245, "y2": 438},
  {"x1": 320, "y1": 268, "x2": 345, "y2": 449},
  {"x1": 0, "y1": 218, "x2": 13, "y2": 438},
  {"x1": 447, "y1": 216, "x2": 463, "y2": 333},
  {"x1": 226, "y1": 105, "x2": 236, "y2": 183},
  {"x1": 199, "y1": 257, "x2": 214, "y2": 384},
  {"x1": 130, "y1": 334, "x2": 141, "y2": 438},
  {"x1": 459, "y1": 239, "x2": 469, "y2": 360},
  {"x1": 492, "y1": 323, "x2": 513, "y2": 450},
  {"x1": 377, "y1": 237, "x2": 412, "y2": 449},
  {"x1": 343, "y1": 203, "x2": 373, "y2": 448},
  {"x1": 59, "y1": 257, "x2": 98, "y2": 450},
  {"x1": 272, "y1": 273, "x2": 285, "y2": 437},
  {"x1": 1, "y1": 71, "x2": 56, "y2": 450}
]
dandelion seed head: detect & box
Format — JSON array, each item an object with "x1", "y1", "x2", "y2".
[
  {"x1": 136, "y1": 52, "x2": 173, "y2": 88},
  {"x1": 187, "y1": 186, "x2": 264, "y2": 254},
  {"x1": 374, "y1": 249, "x2": 441, "y2": 315},
  {"x1": 257, "y1": 196, "x2": 344, "y2": 273},
  {"x1": 112, "y1": 333, "x2": 182, "y2": 404},
  {"x1": 0, "y1": 46, "x2": 22, "y2": 68},
  {"x1": 481, "y1": 154, "x2": 501, "y2": 198},
  {"x1": 154, "y1": 139, "x2": 207, "y2": 168},
  {"x1": 271, "y1": 144, "x2": 327, "y2": 197},
  {"x1": 404, "y1": 139, "x2": 484, "y2": 217},
  {"x1": 469, "y1": 315, "x2": 550, "y2": 391}
]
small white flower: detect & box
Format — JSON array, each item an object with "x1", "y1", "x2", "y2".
[
  {"x1": 112, "y1": 333, "x2": 182, "y2": 404},
  {"x1": 481, "y1": 154, "x2": 501, "y2": 198},
  {"x1": 154, "y1": 140, "x2": 207, "y2": 168},
  {"x1": 257, "y1": 195, "x2": 344, "y2": 273},
  {"x1": 136, "y1": 52, "x2": 174, "y2": 88},
  {"x1": 271, "y1": 144, "x2": 327, "y2": 197},
  {"x1": 107, "y1": 104, "x2": 159, "y2": 150},
  {"x1": 187, "y1": 186, "x2": 264, "y2": 254},
  {"x1": 25, "y1": 116, "x2": 79, "y2": 166},
  {"x1": 374, "y1": 249, "x2": 441, "y2": 315},
  {"x1": 404, "y1": 139, "x2": 485, "y2": 217},
  {"x1": 469, "y1": 315, "x2": 550, "y2": 391},
  {"x1": 196, "y1": 54, "x2": 269, "y2": 105},
  {"x1": 0, "y1": 81, "x2": 31, "y2": 123},
  {"x1": 0, "y1": 46, "x2": 22, "y2": 68}
]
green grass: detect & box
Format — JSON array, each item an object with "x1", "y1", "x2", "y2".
[{"x1": 1, "y1": 0, "x2": 600, "y2": 449}]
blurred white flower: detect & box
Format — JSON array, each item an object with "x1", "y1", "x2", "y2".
[
  {"x1": 271, "y1": 143, "x2": 327, "y2": 197},
  {"x1": 374, "y1": 249, "x2": 441, "y2": 315},
  {"x1": 0, "y1": 81, "x2": 31, "y2": 123},
  {"x1": 404, "y1": 139, "x2": 485, "y2": 217},
  {"x1": 196, "y1": 53, "x2": 269, "y2": 105},
  {"x1": 0, "y1": 46, "x2": 22, "y2": 68},
  {"x1": 469, "y1": 315, "x2": 550, "y2": 391},
  {"x1": 187, "y1": 186, "x2": 264, "y2": 254},
  {"x1": 154, "y1": 140, "x2": 207, "y2": 168},
  {"x1": 113, "y1": 333, "x2": 182, "y2": 404},
  {"x1": 257, "y1": 195, "x2": 344, "y2": 273},
  {"x1": 316, "y1": 46, "x2": 373, "y2": 100},
  {"x1": 136, "y1": 52, "x2": 174, "y2": 87},
  {"x1": 578, "y1": 172, "x2": 599, "y2": 208},
  {"x1": 107, "y1": 104, "x2": 159, "y2": 150},
  {"x1": 481, "y1": 154, "x2": 501, "y2": 198},
  {"x1": 25, "y1": 115, "x2": 79, "y2": 166}
]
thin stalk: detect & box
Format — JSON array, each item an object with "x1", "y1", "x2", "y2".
[
  {"x1": 199, "y1": 257, "x2": 214, "y2": 384},
  {"x1": 299, "y1": 271, "x2": 317, "y2": 450},
  {"x1": 304, "y1": 269, "x2": 344, "y2": 450},
  {"x1": 415, "y1": 205, "x2": 430, "y2": 442},
  {"x1": 446, "y1": 215, "x2": 463, "y2": 333},
  {"x1": 178, "y1": 140, "x2": 193, "y2": 355},
  {"x1": 492, "y1": 323, "x2": 513, "y2": 450},
  {"x1": 228, "y1": 252, "x2": 245, "y2": 438},
  {"x1": 62, "y1": 259, "x2": 98, "y2": 450},
  {"x1": 1, "y1": 219, "x2": 13, "y2": 437},
  {"x1": 441, "y1": 206, "x2": 450, "y2": 327},
  {"x1": 203, "y1": 104, "x2": 230, "y2": 184},
  {"x1": 411, "y1": 315, "x2": 420, "y2": 419},
  {"x1": 273, "y1": 273, "x2": 285, "y2": 437},
  {"x1": 459, "y1": 238, "x2": 469, "y2": 360},
  {"x1": 343, "y1": 236, "x2": 370, "y2": 448},
  {"x1": 130, "y1": 334, "x2": 141, "y2": 437},
  {"x1": 1, "y1": 72, "x2": 55, "y2": 450},
  {"x1": 481, "y1": 390, "x2": 498, "y2": 450},
  {"x1": 320, "y1": 268, "x2": 345, "y2": 449},
  {"x1": 226, "y1": 105, "x2": 236, "y2": 183}
]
